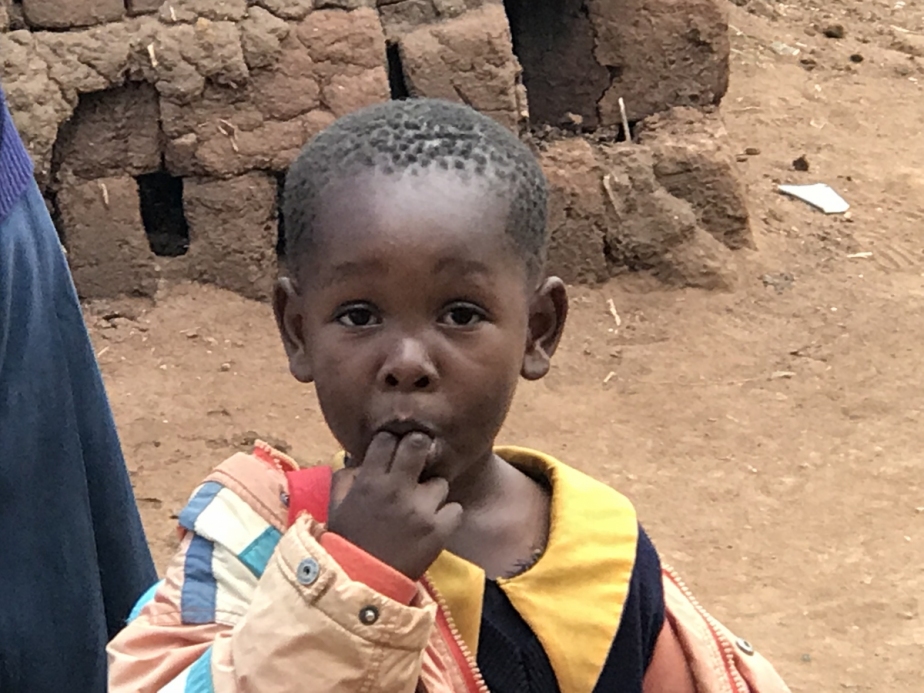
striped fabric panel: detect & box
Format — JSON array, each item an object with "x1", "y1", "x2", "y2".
[
  {"x1": 193, "y1": 487, "x2": 278, "y2": 560},
  {"x1": 181, "y1": 535, "x2": 217, "y2": 624},
  {"x1": 174, "y1": 480, "x2": 285, "y2": 626},
  {"x1": 178, "y1": 482, "x2": 224, "y2": 532},
  {"x1": 212, "y1": 543, "x2": 260, "y2": 623},
  {"x1": 158, "y1": 648, "x2": 215, "y2": 693},
  {"x1": 238, "y1": 526, "x2": 283, "y2": 577}
]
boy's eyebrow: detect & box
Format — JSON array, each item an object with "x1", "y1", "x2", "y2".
[
  {"x1": 318, "y1": 257, "x2": 492, "y2": 288},
  {"x1": 320, "y1": 259, "x2": 388, "y2": 288},
  {"x1": 433, "y1": 257, "x2": 491, "y2": 277}
]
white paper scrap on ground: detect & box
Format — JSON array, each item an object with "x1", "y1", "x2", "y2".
[{"x1": 778, "y1": 183, "x2": 850, "y2": 214}]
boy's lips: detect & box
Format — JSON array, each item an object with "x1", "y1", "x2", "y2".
[
  {"x1": 371, "y1": 419, "x2": 443, "y2": 479},
  {"x1": 375, "y1": 418, "x2": 437, "y2": 438}
]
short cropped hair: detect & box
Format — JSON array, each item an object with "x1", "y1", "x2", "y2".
[{"x1": 282, "y1": 98, "x2": 549, "y2": 276}]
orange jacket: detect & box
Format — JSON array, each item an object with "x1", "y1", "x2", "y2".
[{"x1": 108, "y1": 443, "x2": 790, "y2": 693}]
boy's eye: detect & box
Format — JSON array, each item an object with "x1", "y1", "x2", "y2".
[
  {"x1": 336, "y1": 305, "x2": 380, "y2": 328},
  {"x1": 441, "y1": 303, "x2": 486, "y2": 327}
]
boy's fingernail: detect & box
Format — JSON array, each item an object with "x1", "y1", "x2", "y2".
[{"x1": 406, "y1": 431, "x2": 431, "y2": 446}]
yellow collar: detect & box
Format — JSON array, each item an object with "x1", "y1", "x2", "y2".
[{"x1": 427, "y1": 446, "x2": 638, "y2": 693}]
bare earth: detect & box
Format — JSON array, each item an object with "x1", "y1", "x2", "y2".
[{"x1": 88, "y1": 2, "x2": 924, "y2": 691}]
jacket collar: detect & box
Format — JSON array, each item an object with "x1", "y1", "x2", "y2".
[{"x1": 427, "y1": 446, "x2": 638, "y2": 693}]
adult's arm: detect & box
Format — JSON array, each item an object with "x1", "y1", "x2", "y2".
[{"x1": 0, "y1": 85, "x2": 157, "y2": 693}]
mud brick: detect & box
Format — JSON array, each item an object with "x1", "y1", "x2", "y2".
[
  {"x1": 163, "y1": 9, "x2": 387, "y2": 178},
  {"x1": 57, "y1": 176, "x2": 159, "y2": 299},
  {"x1": 399, "y1": 4, "x2": 523, "y2": 131},
  {"x1": 540, "y1": 139, "x2": 609, "y2": 283},
  {"x1": 158, "y1": 0, "x2": 248, "y2": 22},
  {"x1": 22, "y1": 0, "x2": 123, "y2": 29},
  {"x1": 588, "y1": 0, "x2": 730, "y2": 123},
  {"x1": 126, "y1": 0, "x2": 164, "y2": 15},
  {"x1": 637, "y1": 107, "x2": 752, "y2": 250},
  {"x1": 56, "y1": 83, "x2": 162, "y2": 180},
  {"x1": 183, "y1": 173, "x2": 279, "y2": 300}
]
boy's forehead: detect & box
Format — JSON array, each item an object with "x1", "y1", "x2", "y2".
[
  {"x1": 314, "y1": 169, "x2": 510, "y2": 251},
  {"x1": 305, "y1": 169, "x2": 523, "y2": 288}
]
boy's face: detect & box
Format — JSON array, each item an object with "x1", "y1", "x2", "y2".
[{"x1": 275, "y1": 168, "x2": 567, "y2": 483}]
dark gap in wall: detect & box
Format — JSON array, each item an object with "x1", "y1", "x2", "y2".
[
  {"x1": 502, "y1": 0, "x2": 610, "y2": 128},
  {"x1": 7, "y1": 0, "x2": 27, "y2": 31},
  {"x1": 136, "y1": 171, "x2": 189, "y2": 257},
  {"x1": 47, "y1": 102, "x2": 77, "y2": 247},
  {"x1": 386, "y1": 42, "x2": 411, "y2": 100},
  {"x1": 275, "y1": 172, "x2": 287, "y2": 259}
]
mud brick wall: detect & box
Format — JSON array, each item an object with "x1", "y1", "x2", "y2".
[{"x1": 0, "y1": 0, "x2": 746, "y2": 299}]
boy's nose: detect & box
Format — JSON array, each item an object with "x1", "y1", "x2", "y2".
[{"x1": 379, "y1": 337, "x2": 438, "y2": 391}]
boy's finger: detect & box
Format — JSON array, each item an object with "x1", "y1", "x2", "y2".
[
  {"x1": 418, "y1": 477, "x2": 450, "y2": 513},
  {"x1": 390, "y1": 432, "x2": 433, "y2": 482},
  {"x1": 362, "y1": 431, "x2": 399, "y2": 475},
  {"x1": 434, "y1": 502, "x2": 463, "y2": 536}
]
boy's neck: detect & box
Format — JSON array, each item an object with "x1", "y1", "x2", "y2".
[
  {"x1": 445, "y1": 450, "x2": 510, "y2": 509},
  {"x1": 445, "y1": 452, "x2": 552, "y2": 580}
]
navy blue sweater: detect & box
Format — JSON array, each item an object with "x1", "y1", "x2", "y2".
[
  {"x1": 478, "y1": 526, "x2": 664, "y2": 692},
  {"x1": 0, "y1": 87, "x2": 157, "y2": 692}
]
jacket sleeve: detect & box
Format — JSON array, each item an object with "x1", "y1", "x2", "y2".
[
  {"x1": 109, "y1": 504, "x2": 438, "y2": 693},
  {"x1": 661, "y1": 567, "x2": 792, "y2": 693}
]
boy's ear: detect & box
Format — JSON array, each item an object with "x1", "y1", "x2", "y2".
[
  {"x1": 273, "y1": 277, "x2": 314, "y2": 383},
  {"x1": 521, "y1": 277, "x2": 568, "y2": 381}
]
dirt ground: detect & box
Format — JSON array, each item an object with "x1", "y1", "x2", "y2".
[{"x1": 86, "y1": 2, "x2": 924, "y2": 690}]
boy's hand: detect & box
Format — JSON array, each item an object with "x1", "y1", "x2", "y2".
[{"x1": 327, "y1": 431, "x2": 462, "y2": 580}]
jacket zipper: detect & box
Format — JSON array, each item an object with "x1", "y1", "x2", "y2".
[
  {"x1": 663, "y1": 566, "x2": 750, "y2": 693},
  {"x1": 420, "y1": 575, "x2": 489, "y2": 693}
]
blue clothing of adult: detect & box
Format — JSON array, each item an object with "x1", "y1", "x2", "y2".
[{"x1": 0, "y1": 87, "x2": 157, "y2": 691}]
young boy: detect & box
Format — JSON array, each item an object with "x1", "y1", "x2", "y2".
[{"x1": 109, "y1": 99, "x2": 790, "y2": 693}]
